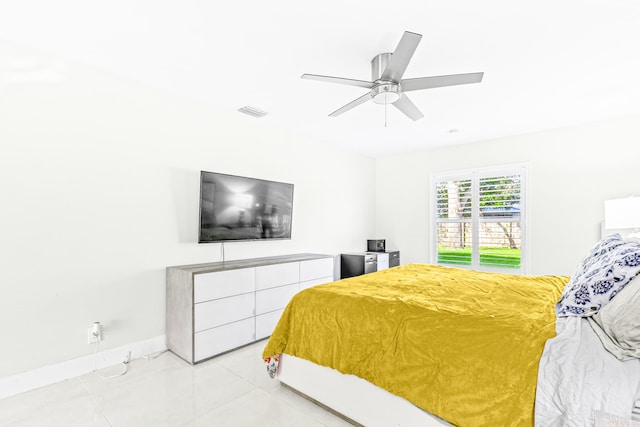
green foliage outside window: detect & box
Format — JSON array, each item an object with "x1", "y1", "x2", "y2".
[{"x1": 437, "y1": 247, "x2": 521, "y2": 268}]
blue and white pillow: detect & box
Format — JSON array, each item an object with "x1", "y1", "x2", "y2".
[{"x1": 556, "y1": 234, "x2": 640, "y2": 317}]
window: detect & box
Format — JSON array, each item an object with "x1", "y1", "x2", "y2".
[{"x1": 431, "y1": 164, "x2": 527, "y2": 273}]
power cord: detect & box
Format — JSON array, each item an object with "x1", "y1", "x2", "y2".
[
  {"x1": 140, "y1": 350, "x2": 168, "y2": 360},
  {"x1": 93, "y1": 337, "x2": 128, "y2": 379}
]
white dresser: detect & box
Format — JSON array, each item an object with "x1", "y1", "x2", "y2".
[{"x1": 166, "y1": 253, "x2": 334, "y2": 364}]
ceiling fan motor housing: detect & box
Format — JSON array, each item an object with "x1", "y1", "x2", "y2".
[
  {"x1": 371, "y1": 53, "x2": 401, "y2": 103},
  {"x1": 371, "y1": 52, "x2": 393, "y2": 81}
]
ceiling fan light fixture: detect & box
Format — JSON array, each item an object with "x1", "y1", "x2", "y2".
[{"x1": 371, "y1": 84, "x2": 400, "y2": 104}]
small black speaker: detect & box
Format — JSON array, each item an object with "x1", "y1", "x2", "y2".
[{"x1": 367, "y1": 239, "x2": 386, "y2": 252}]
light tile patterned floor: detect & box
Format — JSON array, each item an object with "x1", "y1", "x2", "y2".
[{"x1": 0, "y1": 341, "x2": 353, "y2": 427}]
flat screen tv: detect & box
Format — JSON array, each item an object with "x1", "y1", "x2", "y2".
[{"x1": 198, "y1": 171, "x2": 294, "y2": 243}]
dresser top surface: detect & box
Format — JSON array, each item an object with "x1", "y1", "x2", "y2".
[{"x1": 167, "y1": 253, "x2": 333, "y2": 274}]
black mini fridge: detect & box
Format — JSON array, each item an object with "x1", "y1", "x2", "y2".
[{"x1": 340, "y1": 253, "x2": 377, "y2": 279}]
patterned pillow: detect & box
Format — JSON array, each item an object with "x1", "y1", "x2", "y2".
[{"x1": 556, "y1": 234, "x2": 640, "y2": 317}]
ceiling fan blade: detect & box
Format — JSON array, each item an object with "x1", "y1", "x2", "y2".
[
  {"x1": 380, "y1": 31, "x2": 422, "y2": 83},
  {"x1": 392, "y1": 93, "x2": 424, "y2": 121},
  {"x1": 329, "y1": 93, "x2": 372, "y2": 117},
  {"x1": 301, "y1": 73, "x2": 375, "y2": 89},
  {"x1": 401, "y1": 72, "x2": 484, "y2": 92}
]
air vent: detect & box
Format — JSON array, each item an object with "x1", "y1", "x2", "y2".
[{"x1": 238, "y1": 105, "x2": 268, "y2": 118}]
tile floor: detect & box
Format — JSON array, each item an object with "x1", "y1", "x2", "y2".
[{"x1": 0, "y1": 340, "x2": 353, "y2": 427}]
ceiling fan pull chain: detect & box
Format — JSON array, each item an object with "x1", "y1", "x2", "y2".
[{"x1": 384, "y1": 100, "x2": 388, "y2": 128}]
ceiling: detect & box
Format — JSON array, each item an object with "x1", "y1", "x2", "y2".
[{"x1": 2, "y1": 1, "x2": 640, "y2": 158}]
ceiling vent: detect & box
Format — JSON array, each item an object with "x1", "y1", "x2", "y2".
[{"x1": 238, "y1": 105, "x2": 268, "y2": 118}]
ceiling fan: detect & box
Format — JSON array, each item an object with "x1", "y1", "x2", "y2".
[{"x1": 302, "y1": 31, "x2": 484, "y2": 121}]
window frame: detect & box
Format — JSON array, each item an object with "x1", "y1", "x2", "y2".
[{"x1": 430, "y1": 163, "x2": 529, "y2": 274}]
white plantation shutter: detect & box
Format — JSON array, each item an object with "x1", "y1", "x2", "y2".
[
  {"x1": 435, "y1": 178, "x2": 473, "y2": 266},
  {"x1": 432, "y1": 165, "x2": 527, "y2": 273}
]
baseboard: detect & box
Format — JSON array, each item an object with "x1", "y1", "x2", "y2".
[{"x1": 0, "y1": 335, "x2": 167, "y2": 400}]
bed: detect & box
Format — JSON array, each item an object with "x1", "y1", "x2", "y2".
[{"x1": 262, "y1": 236, "x2": 640, "y2": 426}]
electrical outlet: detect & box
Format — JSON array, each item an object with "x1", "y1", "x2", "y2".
[
  {"x1": 87, "y1": 322, "x2": 102, "y2": 344},
  {"x1": 87, "y1": 328, "x2": 99, "y2": 343}
]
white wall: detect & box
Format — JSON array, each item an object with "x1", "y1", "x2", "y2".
[
  {"x1": 0, "y1": 43, "x2": 376, "y2": 378},
  {"x1": 376, "y1": 116, "x2": 640, "y2": 276}
]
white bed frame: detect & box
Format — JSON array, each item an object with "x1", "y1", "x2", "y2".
[{"x1": 277, "y1": 353, "x2": 452, "y2": 427}]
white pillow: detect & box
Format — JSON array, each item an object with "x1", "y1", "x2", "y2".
[{"x1": 588, "y1": 274, "x2": 640, "y2": 360}]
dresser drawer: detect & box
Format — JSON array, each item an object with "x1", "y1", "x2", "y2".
[
  {"x1": 299, "y1": 276, "x2": 332, "y2": 291},
  {"x1": 388, "y1": 251, "x2": 400, "y2": 267},
  {"x1": 194, "y1": 292, "x2": 255, "y2": 332},
  {"x1": 194, "y1": 318, "x2": 255, "y2": 361},
  {"x1": 256, "y1": 283, "x2": 299, "y2": 315},
  {"x1": 256, "y1": 309, "x2": 284, "y2": 340},
  {"x1": 300, "y1": 257, "x2": 334, "y2": 281},
  {"x1": 194, "y1": 268, "x2": 255, "y2": 303},
  {"x1": 255, "y1": 262, "x2": 299, "y2": 291}
]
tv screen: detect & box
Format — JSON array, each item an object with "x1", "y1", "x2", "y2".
[{"x1": 198, "y1": 171, "x2": 294, "y2": 243}]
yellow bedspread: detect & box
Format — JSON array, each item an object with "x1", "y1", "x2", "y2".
[{"x1": 263, "y1": 263, "x2": 568, "y2": 427}]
